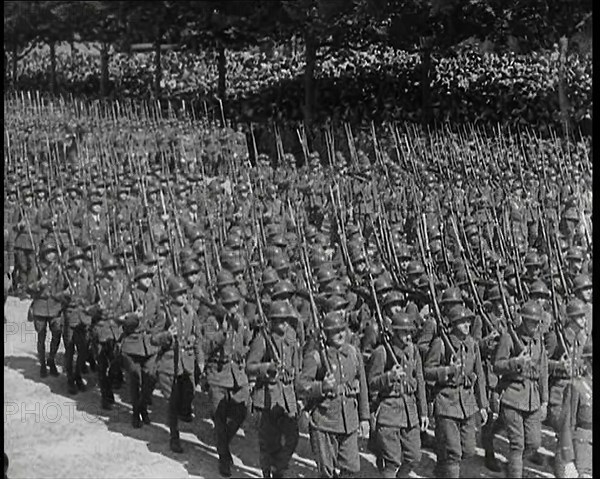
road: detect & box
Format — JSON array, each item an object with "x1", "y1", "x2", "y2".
[{"x1": 4, "y1": 295, "x2": 557, "y2": 478}]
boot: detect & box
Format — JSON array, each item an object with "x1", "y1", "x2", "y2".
[
  {"x1": 101, "y1": 398, "x2": 113, "y2": 411},
  {"x1": 485, "y1": 450, "x2": 502, "y2": 473},
  {"x1": 262, "y1": 468, "x2": 272, "y2": 478},
  {"x1": 218, "y1": 459, "x2": 232, "y2": 478},
  {"x1": 527, "y1": 450, "x2": 549, "y2": 468},
  {"x1": 47, "y1": 360, "x2": 59, "y2": 377},
  {"x1": 40, "y1": 364, "x2": 48, "y2": 378},
  {"x1": 140, "y1": 410, "x2": 152, "y2": 425},
  {"x1": 67, "y1": 379, "x2": 78, "y2": 395},
  {"x1": 131, "y1": 411, "x2": 142, "y2": 429},
  {"x1": 75, "y1": 377, "x2": 87, "y2": 392},
  {"x1": 396, "y1": 464, "x2": 414, "y2": 478},
  {"x1": 178, "y1": 413, "x2": 194, "y2": 423},
  {"x1": 170, "y1": 437, "x2": 183, "y2": 453}
]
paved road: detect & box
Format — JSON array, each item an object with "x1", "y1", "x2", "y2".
[{"x1": 4, "y1": 296, "x2": 556, "y2": 478}]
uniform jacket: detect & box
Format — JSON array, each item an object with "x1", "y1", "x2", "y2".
[
  {"x1": 27, "y1": 260, "x2": 64, "y2": 317},
  {"x1": 92, "y1": 274, "x2": 125, "y2": 343},
  {"x1": 203, "y1": 312, "x2": 252, "y2": 388},
  {"x1": 62, "y1": 265, "x2": 94, "y2": 328},
  {"x1": 493, "y1": 327, "x2": 549, "y2": 412},
  {"x1": 368, "y1": 342, "x2": 427, "y2": 429},
  {"x1": 15, "y1": 205, "x2": 48, "y2": 250},
  {"x1": 424, "y1": 333, "x2": 488, "y2": 419},
  {"x1": 557, "y1": 375, "x2": 593, "y2": 464},
  {"x1": 155, "y1": 300, "x2": 204, "y2": 377},
  {"x1": 119, "y1": 285, "x2": 162, "y2": 357},
  {"x1": 246, "y1": 330, "x2": 300, "y2": 415},
  {"x1": 297, "y1": 342, "x2": 370, "y2": 434}
]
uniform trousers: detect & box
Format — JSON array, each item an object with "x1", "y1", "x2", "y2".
[
  {"x1": 63, "y1": 322, "x2": 88, "y2": 382},
  {"x1": 157, "y1": 370, "x2": 195, "y2": 440},
  {"x1": 309, "y1": 426, "x2": 360, "y2": 478},
  {"x1": 434, "y1": 414, "x2": 477, "y2": 478},
  {"x1": 501, "y1": 405, "x2": 542, "y2": 478},
  {"x1": 33, "y1": 315, "x2": 63, "y2": 366},
  {"x1": 122, "y1": 353, "x2": 157, "y2": 415},
  {"x1": 96, "y1": 339, "x2": 121, "y2": 403},
  {"x1": 258, "y1": 405, "x2": 299, "y2": 476},
  {"x1": 375, "y1": 424, "x2": 421, "y2": 478},
  {"x1": 210, "y1": 384, "x2": 249, "y2": 465},
  {"x1": 14, "y1": 249, "x2": 37, "y2": 290}
]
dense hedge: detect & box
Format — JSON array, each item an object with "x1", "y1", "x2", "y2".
[{"x1": 9, "y1": 45, "x2": 592, "y2": 133}]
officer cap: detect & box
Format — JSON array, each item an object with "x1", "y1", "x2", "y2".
[
  {"x1": 68, "y1": 247, "x2": 85, "y2": 262},
  {"x1": 440, "y1": 287, "x2": 463, "y2": 305},
  {"x1": 573, "y1": 274, "x2": 592, "y2": 292},
  {"x1": 262, "y1": 268, "x2": 279, "y2": 286},
  {"x1": 524, "y1": 251, "x2": 543, "y2": 268},
  {"x1": 216, "y1": 270, "x2": 236, "y2": 287},
  {"x1": 268, "y1": 300, "x2": 295, "y2": 321},
  {"x1": 566, "y1": 298, "x2": 587, "y2": 318},
  {"x1": 272, "y1": 280, "x2": 296, "y2": 298},
  {"x1": 407, "y1": 261, "x2": 424, "y2": 276},
  {"x1": 134, "y1": 265, "x2": 153, "y2": 281},
  {"x1": 529, "y1": 280, "x2": 550, "y2": 298},
  {"x1": 220, "y1": 286, "x2": 241, "y2": 305},
  {"x1": 566, "y1": 246, "x2": 584, "y2": 261},
  {"x1": 382, "y1": 290, "x2": 406, "y2": 307},
  {"x1": 168, "y1": 276, "x2": 188, "y2": 296},
  {"x1": 390, "y1": 312, "x2": 414, "y2": 331},
  {"x1": 182, "y1": 260, "x2": 201, "y2": 277},
  {"x1": 519, "y1": 301, "x2": 542, "y2": 322},
  {"x1": 448, "y1": 305, "x2": 475, "y2": 324},
  {"x1": 101, "y1": 256, "x2": 119, "y2": 271},
  {"x1": 322, "y1": 311, "x2": 347, "y2": 332}
]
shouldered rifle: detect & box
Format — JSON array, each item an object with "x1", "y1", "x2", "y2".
[
  {"x1": 494, "y1": 262, "x2": 524, "y2": 355},
  {"x1": 418, "y1": 214, "x2": 457, "y2": 360}
]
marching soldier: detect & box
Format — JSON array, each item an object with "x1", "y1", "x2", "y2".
[
  {"x1": 297, "y1": 311, "x2": 370, "y2": 478},
  {"x1": 367, "y1": 312, "x2": 428, "y2": 478},
  {"x1": 493, "y1": 301, "x2": 549, "y2": 478},
  {"x1": 423, "y1": 305, "x2": 488, "y2": 478},
  {"x1": 246, "y1": 301, "x2": 301, "y2": 479},
  {"x1": 203, "y1": 286, "x2": 253, "y2": 477},
  {"x1": 154, "y1": 276, "x2": 204, "y2": 453},
  {"x1": 27, "y1": 239, "x2": 64, "y2": 378}
]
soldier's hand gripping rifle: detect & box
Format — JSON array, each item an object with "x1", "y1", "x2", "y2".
[{"x1": 494, "y1": 261, "x2": 525, "y2": 355}]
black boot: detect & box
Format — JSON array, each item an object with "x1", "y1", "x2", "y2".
[
  {"x1": 262, "y1": 468, "x2": 272, "y2": 478},
  {"x1": 75, "y1": 377, "x2": 87, "y2": 392},
  {"x1": 67, "y1": 379, "x2": 78, "y2": 395},
  {"x1": 131, "y1": 411, "x2": 142, "y2": 429},
  {"x1": 218, "y1": 459, "x2": 232, "y2": 478},
  {"x1": 527, "y1": 450, "x2": 549, "y2": 468},
  {"x1": 170, "y1": 437, "x2": 183, "y2": 453},
  {"x1": 40, "y1": 364, "x2": 48, "y2": 378},
  {"x1": 140, "y1": 410, "x2": 152, "y2": 425},
  {"x1": 101, "y1": 398, "x2": 113, "y2": 411},
  {"x1": 47, "y1": 360, "x2": 59, "y2": 377},
  {"x1": 484, "y1": 450, "x2": 502, "y2": 472}
]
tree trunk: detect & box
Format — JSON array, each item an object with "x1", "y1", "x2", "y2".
[
  {"x1": 49, "y1": 41, "x2": 56, "y2": 95},
  {"x1": 154, "y1": 32, "x2": 162, "y2": 97},
  {"x1": 420, "y1": 37, "x2": 433, "y2": 130},
  {"x1": 304, "y1": 29, "x2": 317, "y2": 126},
  {"x1": 217, "y1": 41, "x2": 226, "y2": 100},
  {"x1": 100, "y1": 42, "x2": 109, "y2": 98}
]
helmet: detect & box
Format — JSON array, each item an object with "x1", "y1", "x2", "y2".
[
  {"x1": 504, "y1": 264, "x2": 517, "y2": 280},
  {"x1": 448, "y1": 305, "x2": 475, "y2": 324},
  {"x1": 407, "y1": 261, "x2": 425, "y2": 276},
  {"x1": 272, "y1": 280, "x2": 296, "y2": 298},
  {"x1": 310, "y1": 251, "x2": 329, "y2": 268},
  {"x1": 349, "y1": 248, "x2": 366, "y2": 265},
  {"x1": 182, "y1": 260, "x2": 201, "y2": 277},
  {"x1": 345, "y1": 223, "x2": 360, "y2": 237},
  {"x1": 323, "y1": 280, "x2": 347, "y2": 297},
  {"x1": 223, "y1": 257, "x2": 245, "y2": 274},
  {"x1": 524, "y1": 251, "x2": 542, "y2": 268},
  {"x1": 270, "y1": 234, "x2": 287, "y2": 248},
  {"x1": 41, "y1": 240, "x2": 58, "y2": 255},
  {"x1": 430, "y1": 240, "x2": 442, "y2": 255},
  {"x1": 262, "y1": 268, "x2": 279, "y2": 286},
  {"x1": 225, "y1": 234, "x2": 243, "y2": 250},
  {"x1": 144, "y1": 251, "x2": 159, "y2": 266},
  {"x1": 101, "y1": 256, "x2": 119, "y2": 271},
  {"x1": 317, "y1": 267, "x2": 337, "y2": 285},
  {"x1": 168, "y1": 276, "x2": 188, "y2": 296},
  {"x1": 369, "y1": 262, "x2": 385, "y2": 277},
  {"x1": 573, "y1": 274, "x2": 592, "y2": 292},
  {"x1": 271, "y1": 255, "x2": 290, "y2": 273},
  {"x1": 179, "y1": 247, "x2": 196, "y2": 264},
  {"x1": 216, "y1": 270, "x2": 236, "y2": 288},
  {"x1": 68, "y1": 247, "x2": 85, "y2": 262},
  {"x1": 562, "y1": 207, "x2": 579, "y2": 222},
  {"x1": 390, "y1": 312, "x2": 414, "y2": 331},
  {"x1": 427, "y1": 225, "x2": 441, "y2": 241},
  {"x1": 382, "y1": 290, "x2": 406, "y2": 307},
  {"x1": 519, "y1": 301, "x2": 542, "y2": 322},
  {"x1": 268, "y1": 300, "x2": 295, "y2": 321},
  {"x1": 325, "y1": 295, "x2": 349, "y2": 312},
  {"x1": 134, "y1": 265, "x2": 153, "y2": 281},
  {"x1": 484, "y1": 285, "x2": 502, "y2": 302},
  {"x1": 220, "y1": 286, "x2": 241, "y2": 305},
  {"x1": 566, "y1": 246, "x2": 584, "y2": 261},
  {"x1": 529, "y1": 280, "x2": 550, "y2": 298},
  {"x1": 395, "y1": 243, "x2": 411, "y2": 260},
  {"x1": 322, "y1": 311, "x2": 347, "y2": 332},
  {"x1": 375, "y1": 275, "x2": 393, "y2": 294},
  {"x1": 566, "y1": 298, "x2": 587, "y2": 318},
  {"x1": 305, "y1": 225, "x2": 318, "y2": 240},
  {"x1": 440, "y1": 287, "x2": 463, "y2": 305},
  {"x1": 464, "y1": 224, "x2": 478, "y2": 238}
]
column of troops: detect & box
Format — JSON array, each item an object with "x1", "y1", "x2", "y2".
[{"x1": 4, "y1": 147, "x2": 592, "y2": 479}]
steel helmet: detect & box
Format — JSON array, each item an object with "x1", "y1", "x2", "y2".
[
  {"x1": 573, "y1": 274, "x2": 592, "y2": 292},
  {"x1": 524, "y1": 251, "x2": 543, "y2": 268},
  {"x1": 216, "y1": 270, "x2": 236, "y2": 288},
  {"x1": 391, "y1": 312, "x2": 414, "y2": 331},
  {"x1": 271, "y1": 255, "x2": 291, "y2": 273},
  {"x1": 262, "y1": 268, "x2": 279, "y2": 286},
  {"x1": 220, "y1": 286, "x2": 241, "y2": 305},
  {"x1": 134, "y1": 264, "x2": 153, "y2": 281},
  {"x1": 519, "y1": 301, "x2": 542, "y2": 322},
  {"x1": 566, "y1": 298, "x2": 587, "y2": 318},
  {"x1": 441, "y1": 287, "x2": 463, "y2": 305},
  {"x1": 529, "y1": 280, "x2": 550, "y2": 298},
  {"x1": 323, "y1": 280, "x2": 347, "y2": 297},
  {"x1": 484, "y1": 285, "x2": 502, "y2": 302},
  {"x1": 317, "y1": 267, "x2": 337, "y2": 285},
  {"x1": 407, "y1": 261, "x2": 425, "y2": 276},
  {"x1": 101, "y1": 256, "x2": 119, "y2": 271},
  {"x1": 566, "y1": 246, "x2": 584, "y2": 262},
  {"x1": 375, "y1": 275, "x2": 393, "y2": 295},
  {"x1": 68, "y1": 247, "x2": 85, "y2": 262},
  {"x1": 325, "y1": 295, "x2": 349, "y2": 312},
  {"x1": 382, "y1": 290, "x2": 406, "y2": 307},
  {"x1": 272, "y1": 280, "x2": 296, "y2": 298},
  {"x1": 268, "y1": 300, "x2": 295, "y2": 321},
  {"x1": 181, "y1": 260, "x2": 201, "y2": 277},
  {"x1": 168, "y1": 276, "x2": 188, "y2": 296},
  {"x1": 322, "y1": 311, "x2": 347, "y2": 332},
  {"x1": 448, "y1": 305, "x2": 475, "y2": 324}
]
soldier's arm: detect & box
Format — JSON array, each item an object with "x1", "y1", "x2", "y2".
[
  {"x1": 296, "y1": 350, "x2": 325, "y2": 401},
  {"x1": 414, "y1": 348, "x2": 428, "y2": 418},
  {"x1": 245, "y1": 334, "x2": 268, "y2": 378},
  {"x1": 417, "y1": 318, "x2": 436, "y2": 356},
  {"x1": 471, "y1": 315, "x2": 483, "y2": 342},
  {"x1": 493, "y1": 333, "x2": 519, "y2": 375},
  {"x1": 150, "y1": 308, "x2": 171, "y2": 348},
  {"x1": 557, "y1": 384, "x2": 576, "y2": 464},
  {"x1": 539, "y1": 342, "x2": 549, "y2": 404},
  {"x1": 474, "y1": 343, "x2": 489, "y2": 410},
  {"x1": 367, "y1": 345, "x2": 391, "y2": 393},
  {"x1": 423, "y1": 337, "x2": 457, "y2": 384},
  {"x1": 202, "y1": 318, "x2": 227, "y2": 357}
]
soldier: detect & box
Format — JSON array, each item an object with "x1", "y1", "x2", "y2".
[
  {"x1": 203, "y1": 286, "x2": 253, "y2": 477},
  {"x1": 555, "y1": 342, "x2": 592, "y2": 478},
  {"x1": 154, "y1": 276, "x2": 204, "y2": 453},
  {"x1": 91, "y1": 256, "x2": 125, "y2": 410},
  {"x1": 246, "y1": 301, "x2": 301, "y2": 479},
  {"x1": 367, "y1": 312, "x2": 428, "y2": 478},
  {"x1": 61, "y1": 247, "x2": 95, "y2": 394},
  {"x1": 297, "y1": 311, "x2": 370, "y2": 479},
  {"x1": 572, "y1": 274, "x2": 592, "y2": 335},
  {"x1": 423, "y1": 304, "x2": 488, "y2": 478},
  {"x1": 493, "y1": 301, "x2": 549, "y2": 478},
  {"x1": 14, "y1": 187, "x2": 42, "y2": 294},
  {"x1": 118, "y1": 264, "x2": 162, "y2": 428},
  {"x1": 27, "y1": 240, "x2": 64, "y2": 378}
]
